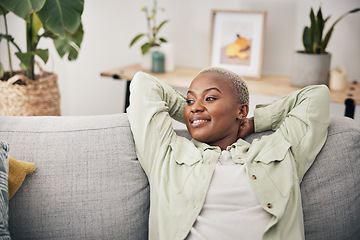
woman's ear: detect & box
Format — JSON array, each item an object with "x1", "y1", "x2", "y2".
[{"x1": 237, "y1": 104, "x2": 249, "y2": 119}]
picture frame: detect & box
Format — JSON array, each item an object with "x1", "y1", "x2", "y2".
[{"x1": 208, "y1": 10, "x2": 267, "y2": 78}]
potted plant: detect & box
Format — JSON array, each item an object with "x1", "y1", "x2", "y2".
[
  {"x1": 129, "y1": 0, "x2": 172, "y2": 72},
  {"x1": 291, "y1": 7, "x2": 359, "y2": 87},
  {"x1": 0, "y1": 0, "x2": 84, "y2": 116}
]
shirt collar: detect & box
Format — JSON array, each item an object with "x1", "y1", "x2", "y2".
[
  {"x1": 232, "y1": 138, "x2": 251, "y2": 148},
  {"x1": 191, "y1": 138, "x2": 220, "y2": 153},
  {"x1": 191, "y1": 137, "x2": 250, "y2": 153}
]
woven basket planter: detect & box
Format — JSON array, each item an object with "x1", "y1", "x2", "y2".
[{"x1": 0, "y1": 72, "x2": 61, "y2": 116}]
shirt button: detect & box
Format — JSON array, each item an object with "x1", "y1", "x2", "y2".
[
  {"x1": 267, "y1": 203, "x2": 273, "y2": 209},
  {"x1": 252, "y1": 175, "x2": 257, "y2": 180}
]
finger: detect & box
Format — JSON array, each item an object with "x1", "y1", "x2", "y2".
[{"x1": 242, "y1": 119, "x2": 247, "y2": 126}]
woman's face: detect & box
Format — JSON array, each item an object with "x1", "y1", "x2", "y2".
[{"x1": 183, "y1": 72, "x2": 245, "y2": 148}]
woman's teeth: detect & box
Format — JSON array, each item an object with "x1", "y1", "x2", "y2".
[{"x1": 193, "y1": 119, "x2": 208, "y2": 124}]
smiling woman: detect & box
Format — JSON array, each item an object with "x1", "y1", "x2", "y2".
[
  {"x1": 127, "y1": 67, "x2": 330, "y2": 240},
  {"x1": 183, "y1": 69, "x2": 249, "y2": 150}
]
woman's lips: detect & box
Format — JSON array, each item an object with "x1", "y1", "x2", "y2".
[{"x1": 190, "y1": 118, "x2": 210, "y2": 127}]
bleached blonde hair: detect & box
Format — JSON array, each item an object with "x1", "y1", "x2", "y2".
[{"x1": 198, "y1": 67, "x2": 249, "y2": 105}]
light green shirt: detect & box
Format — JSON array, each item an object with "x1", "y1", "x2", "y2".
[{"x1": 127, "y1": 72, "x2": 330, "y2": 240}]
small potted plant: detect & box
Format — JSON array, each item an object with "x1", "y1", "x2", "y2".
[
  {"x1": 291, "y1": 7, "x2": 359, "y2": 87},
  {"x1": 0, "y1": 0, "x2": 84, "y2": 116},
  {"x1": 129, "y1": 0, "x2": 170, "y2": 72}
]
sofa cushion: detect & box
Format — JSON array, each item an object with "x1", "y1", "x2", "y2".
[
  {"x1": 0, "y1": 141, "x2": 10, "y2": 239},
  {"x1": 0, "y1": 114, "x2": 149, "y2": 239},
  {"x1": 300, "y1": 117, "x2": 360, "y2": 240},
  {"x1": 8, "y1": 157, "x2": 36, "y2": 199}
]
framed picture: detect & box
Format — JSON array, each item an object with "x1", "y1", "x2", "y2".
[{"x1": 209, "y1": 10, "x2": 266, "y2": 78}]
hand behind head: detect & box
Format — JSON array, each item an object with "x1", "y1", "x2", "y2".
[{"x1": 237, "y1": 117, "x2": 254, "y2": 140}]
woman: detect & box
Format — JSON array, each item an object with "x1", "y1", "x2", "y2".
[{"x1": 127, "y1": 67, "x2": 330, "y2": 240}]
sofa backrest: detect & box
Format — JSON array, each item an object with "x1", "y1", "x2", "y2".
[
  {"x1": 0, "y1": 113, "x2": 149, "y2": 239},
  {"x1": 0, "y1": 114, "x2": 359, "y2": 240}
]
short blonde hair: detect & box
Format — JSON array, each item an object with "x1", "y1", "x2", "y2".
[{"x1": 198, "y1": 67, "x2": 249, "y2": 105}]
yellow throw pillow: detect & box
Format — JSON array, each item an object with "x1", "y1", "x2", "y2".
[{"x1": 8, "y1": 157, "x2": 36, "y2": 199}]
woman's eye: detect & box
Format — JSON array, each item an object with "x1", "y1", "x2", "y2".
[
  {"x1": 206, "y1": 97, "x2": 216, "y2": 101},
  {"x1": 186, "y1": 99, "x2": 194, "y2": 105}
]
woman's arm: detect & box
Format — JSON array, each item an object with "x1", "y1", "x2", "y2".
[
  {"x1": 127, "y1": 72, "x2": 187, "y2": 176},
  {"x1": 253, "y1": 85, "x2": 331, "y2": 179}
]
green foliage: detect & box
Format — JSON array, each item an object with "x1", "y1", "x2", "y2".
[
  {"x1": 129, "y1": 0, "x2": 168, "y2": 55},
  {"x1": 303, "y1": 7, "x2": 360, "y2": 54},
  {"x1": 1, "y1": 0, "x2": 46, "y2": 19},
  {"x1": 0, "y1": 0, "x2": 84, "y2": 80},
  {"x1": 53, "y1": 23, "x2": 84, "y2": 61}
]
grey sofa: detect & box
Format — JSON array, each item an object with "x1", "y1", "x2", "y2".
[{"x1": 0, "y1": 113, "x2": 359, "y2": 239}]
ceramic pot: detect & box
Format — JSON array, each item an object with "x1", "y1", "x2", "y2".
[
  {"x1": 141, "y1": 43, "x2": 175, "y2": 72},
  {"x1": 141, "y1": 47, "x2": 159, "y2": 71},
  {"x1": 291, "y1": 51, "x2": 331, "y2": 87}
]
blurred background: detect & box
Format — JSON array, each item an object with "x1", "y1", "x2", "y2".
[{"x1": 1, "y1": 0, "x2": 359, "y2": 120}]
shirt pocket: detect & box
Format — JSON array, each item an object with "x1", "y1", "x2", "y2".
[
  {"x1": 254, "y1": 136, "x2": 294, "y2": 197},
  {"x1": 254, "y1": 135, "x2": 291, "y2": 164},
  {"x1": 168, "y1": 137, "x2": 202, "y2": 195},
  {"x1": 170, "y1": 137, "x2": 202, "y2": 166}
]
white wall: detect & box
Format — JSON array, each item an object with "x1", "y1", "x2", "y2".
[{"x1": 1, "y1": 0, "x2": 359, "y2": 119}]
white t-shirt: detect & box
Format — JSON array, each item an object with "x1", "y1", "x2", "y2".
[{"x1": 187, "y1": 149, "x2": 271, "y2": 240}]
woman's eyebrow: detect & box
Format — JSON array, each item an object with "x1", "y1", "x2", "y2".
[
  {"x1": 205, "y1": 87, "x2": 222, "y2": 93},
  {"x1": 187, "y1": 87, "x2": 222, "y2": 95}
]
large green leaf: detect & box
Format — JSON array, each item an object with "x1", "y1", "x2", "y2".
[
  {"x1": 66, "y1": 45, "x2": 79, "y2": 61},
  {"x1": 53, "y1": 23, "x2": 84, "y2": 60},
  {"x1": 0, "y1": 0, "x2": 45, "y2": 20},
  {"x1": 38, "y1": 0, "x2": 84, "y2": 37}
]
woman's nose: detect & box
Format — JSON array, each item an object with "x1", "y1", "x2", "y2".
[{"x1": 191, "y1": 101, "x2": 205, "y2": 112}]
